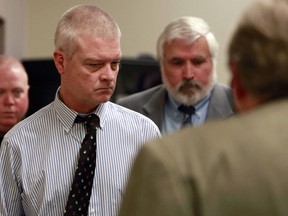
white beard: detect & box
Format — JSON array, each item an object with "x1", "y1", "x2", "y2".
[{"x1": 163, "y1": 77, "x2": 215, "y2": 106}]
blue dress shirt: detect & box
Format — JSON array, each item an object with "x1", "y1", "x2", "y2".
[{"x1": 162, "y1": 93, "x2": 211, "y2": 134}]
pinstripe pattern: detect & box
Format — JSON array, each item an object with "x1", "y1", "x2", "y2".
[{"x1": 0, "y1": 92, "x2": 161, "y2": 216}]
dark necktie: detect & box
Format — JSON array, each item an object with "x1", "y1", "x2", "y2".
[
  {"x1": 178, "y1": 105, "x2": 195, "y2": 126},
  {"x1": 64, "y1": 114, "x2": 100, "y2": 216}
]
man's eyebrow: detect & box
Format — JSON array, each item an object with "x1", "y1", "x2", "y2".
[
  {"x1": 84, "y1": 57, "x2": 122, "y2": 63},
  {"x1": 169, "y1": 56, "x2": 183, "y2": 60},
  {"x1": 84, "y1": 58, "x2": 101, "y2": 62}
]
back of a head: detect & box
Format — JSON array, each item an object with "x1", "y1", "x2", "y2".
[
  {"x1": 228, "y1": 0, "x2": 288, "y2": 100},
  {"x1": 54, "y1": 4, "x2": 121, "y2": 58}
]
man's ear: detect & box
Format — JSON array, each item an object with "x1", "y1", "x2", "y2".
[
  {"x1": 229, "y1": 61, "x2": 263, "y2": 112},
  {"x1": 54, "y1": 50, "x2": 65, "y2": 75},
  {"x1": 229, "y1": 61, "x2": 246, "y2": 101}
]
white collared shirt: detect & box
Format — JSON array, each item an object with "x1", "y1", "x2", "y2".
[{"x1": 0, "y1": 89, "x2": 160, "y2": 216}]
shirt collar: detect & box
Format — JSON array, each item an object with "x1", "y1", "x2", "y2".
[{"x1": 53, "y1": 88, "x2": 107, "y2": 132}]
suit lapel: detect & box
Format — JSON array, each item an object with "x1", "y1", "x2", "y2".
[
  {"x1": 142, "y1": 85, "x2": 167, "y2": 129},
  {"x1": 206, "y1": 84, "x2": 234, "y2": 120}
]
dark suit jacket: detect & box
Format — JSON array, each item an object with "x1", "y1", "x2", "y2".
[
  {"x1": 117, "y1": 83, "x2": 234, "y2": 131},
  {"x1": 119, "y1": 99, "x2": 288, "y2": 216}
]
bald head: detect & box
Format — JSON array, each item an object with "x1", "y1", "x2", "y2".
[{"x1": 0, "y1": 55, "x2": 29, "y2": 135}]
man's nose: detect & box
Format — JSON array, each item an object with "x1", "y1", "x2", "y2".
[
  {"x1": 100, "y1": 64, "x2": 116, "y2": 81},
  {"x1": 182, "y1": 62, "x2": 195, "y2": 79},
  {"x1": 3, "y1": 93, "x2": 16, "y2": 105}
]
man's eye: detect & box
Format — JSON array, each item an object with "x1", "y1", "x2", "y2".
[
  {"x1": 112, "y1": 61, "x2": 120, "y2": 66},
  {"x1": 12, "y1": 89, "x2": 24, "y2": 98},
  {"x1": 170, "y1": 60, "x2": 184, "y2": 66},
  {"x1": 192, "y1": 57, "x2": 206, "y2": 66},
  {"x1": 89, "y1": 63, "x2": 101, "y2": 67},
  {"x1": 111, "y1": 62, "x2": 120, "y2": 70},
  {"x1": 88, "y1": 63, "x2": 103, "y2": 70}
]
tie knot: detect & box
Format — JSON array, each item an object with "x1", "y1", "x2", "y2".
[
  {"x1": 178, "y1": 105, "x2": 195, "y2": 116},
  {"x1": 75, "y1": 114, "x2": 100, "y2": 131}
]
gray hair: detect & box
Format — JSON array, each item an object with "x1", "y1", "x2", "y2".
[
  {"x1": 54, "y1": 4, "x2": 121, "y2": 58},
  {"x1": 156, "y1": 16, "x2": 219, "y2": 79},
  {"x1": 228, "y1": 0, "x2": 288, "y2": 99}
]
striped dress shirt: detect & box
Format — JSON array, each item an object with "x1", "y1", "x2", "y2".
[{"x1": 0, "y1": 92, "x2": 161, "y2": 216}]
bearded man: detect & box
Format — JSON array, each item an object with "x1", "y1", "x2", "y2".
[{"x1": 117, "y1": 16, "x2": 234, "y2": 134}]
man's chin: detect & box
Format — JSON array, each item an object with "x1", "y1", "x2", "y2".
[
  {"x1": 179, "y1": 86, "x2": 199, "y2": 95},
  {"x1": 1, "y1": 120, "x2": 17, "y2": 128},
  {"x1": 98, "y1": 88, "x2": 113, "y2": 93},
  {"x1": 95, "y1": 95, "x2": 113, "y2": 103},
  {"x1": 175, "y1": 92, "x2": 202, "y2": 105}
]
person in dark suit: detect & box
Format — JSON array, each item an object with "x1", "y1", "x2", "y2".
[
  {"x1": 119, "y1": 0, "x2": 288, "y2": 215},
  {"x1": 117, "y1": 16, "x2": 234, "y2": 134}
]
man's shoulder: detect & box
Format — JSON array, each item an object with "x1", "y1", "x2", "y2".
[
  {"x1": 133, "y1": 101, "x2": 288, "y2": 215},
  {"x1": 145, "y1": 100, "x2": 288, "y2": 160},
  {"x1": 5, "y1": 103, "x2": 54, "y2": 138},
  {"x1": 136, "y1": 115, "x2": 240, "y2": 177},
  {"x1": 212, "y1": 83, "x2": 233, "y2": 95},
  {"x1": 207, "y1": 83, "x2": 235, "y2": 117},
  {"x1": 108, "y1": 101, "x2": 158, "y2": 122},
  {"x1": 117, "y1": 84, "x2": 165, "y2": 104}
]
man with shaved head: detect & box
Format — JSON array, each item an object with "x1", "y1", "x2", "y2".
[{"x1": 0, "y1": 55, "x2": 29, "y2": 144}]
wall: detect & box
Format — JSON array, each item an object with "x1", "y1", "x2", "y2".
[
  {"x1": 0, "y1": 0, "x2": 25, "y2": 58},
  {"x1": 2, "y1": 0, "x2": 256, "y2": 84}
]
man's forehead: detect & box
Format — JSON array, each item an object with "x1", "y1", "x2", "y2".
[{"x1": 163, "y1": 38, "x2": 210, "y2": 57}]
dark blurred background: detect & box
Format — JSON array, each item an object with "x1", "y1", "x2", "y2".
[{"x1": 22, "y1": 57, "x2": 161, "y2": 116}]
